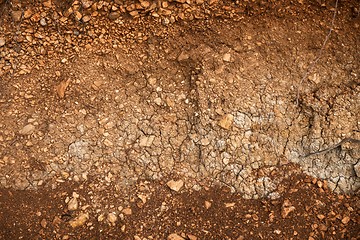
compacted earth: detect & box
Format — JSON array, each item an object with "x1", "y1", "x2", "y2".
[{"x1": 0, "y1": 0, "x2": 359, "y2": 239}]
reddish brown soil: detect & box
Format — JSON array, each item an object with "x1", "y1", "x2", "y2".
[
  {"x1": 0, "y1": 171, "x2": 359, "y2": 239},
  {"x1": 0, "y1": 0, "x2": 359, "y2": 239}
]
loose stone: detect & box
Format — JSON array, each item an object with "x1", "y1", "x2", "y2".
[
  {"x1": 167, "y1": 180, "x2": 184, "y2": 192},
  {"x1": 69, "y1": 213, "x2": 89, "y2": 228},
  {"x1": 218, "y1": 114, "x2": 234, "y2": 130},
  {"x1": 19, "y1": 124, "x2": 35, "y2": 135},
  {"x1": 168, "y1": 233, "x2": 185, "y2": 240}
]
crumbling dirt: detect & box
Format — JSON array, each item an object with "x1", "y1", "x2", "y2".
[
  {"x1": 0, "y1": 172, "x2": 359, "y2": 239},
  {"x1": 0, "y1": 0, "x2": 359, "y2": 239}
]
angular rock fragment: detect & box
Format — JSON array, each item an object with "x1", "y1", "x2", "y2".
[
  {"x1": 67, "y1": 197, "x2": 79, "y2": 211},
  {"x1": 177, "y1": 51, "x2": 189, "y2": 62},
  {"x1": 167, "y1": 180, "x2": 184, "y2": 192},
  {"x1": 139, "y1": 0, "x2": 150, "y2": 8},
  {"x1": 187, "y1": 234, "x2": 198, "y2": 240},
  {"x1": 341, "y1": 216, "x2": 350, "y2": 224},
  {"x1": 69, "y1": 213, "x2": 89, "y2": 228},
  {"x1": 168, "y1": 233, "x2": 184, "y2": 240},
  {"x1": 0, "y1": 38, "x2": 5, "y2": 47},
  {"x1": 107, "y1": 212, "x2": 117, "y2": 224},
  {"x1": 122, "y1": 207, "x2": 132, "y2": 215},
  {"x1": 19, "y1": 124, "x2": 35, "y2": 135},
  {"x1": 109, "y1": 12, "x2": 120, "y2": 20},
  {"x1": 223, "y1": 53, "x2": 231, "y2": 62},
  {"x1": 82, "y1": 15, "x2": 91, "y2": 22},
  {"x1": 139, "y1": 135, "x2": 155, "y2": 147},
  {"x1": 55, "y1": 78, "x2": 71, "y2": 98},
  {"x1": 12, "y1": 11, "x2": 22, "y2": 22},
  {"x1": 218, "y1": 114, "x2": 234, "y2": 130}
]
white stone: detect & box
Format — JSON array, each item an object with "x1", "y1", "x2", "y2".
[
  {"x1": 223, "y1": 53, "x2": 231, "y2": 62},
  {"x1": 68, "y1": 197, "x2": 78, "y2": 211}
]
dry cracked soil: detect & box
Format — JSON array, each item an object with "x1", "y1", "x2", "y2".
[{"x1": 0, "y1": 0, "x2": 359, "y2": 239}]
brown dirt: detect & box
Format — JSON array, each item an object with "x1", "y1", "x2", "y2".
[
  {"x1": 0, "y1": 0, "x2": 359, "y2": 239},
  {"x1": 1, "y1": 170, "x2": 359, "y2": 239}
]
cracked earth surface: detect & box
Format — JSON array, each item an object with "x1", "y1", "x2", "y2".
[{"x1": 0, "y1": 0, "x2": 359, "y2": 239}]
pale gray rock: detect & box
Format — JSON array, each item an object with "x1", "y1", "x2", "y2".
[
  {"x1": 19, "y1": 124, "x2": 35, "y2": 135},
  {"x1": 68, "y1": 140, "x2": 89, "y2": 159}
]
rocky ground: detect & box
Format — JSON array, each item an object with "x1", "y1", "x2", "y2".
[{"x1": 0, "y1": 0, "x2": 359, "y2": 239}]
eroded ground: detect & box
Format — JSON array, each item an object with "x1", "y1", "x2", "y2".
[{"x1": 0, "y1": 0, "x2": 359, "y2": 239}]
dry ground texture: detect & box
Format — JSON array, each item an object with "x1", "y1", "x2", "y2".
[{"x1": 0, "y1": 0, "x2": 359, "y2": 239}]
